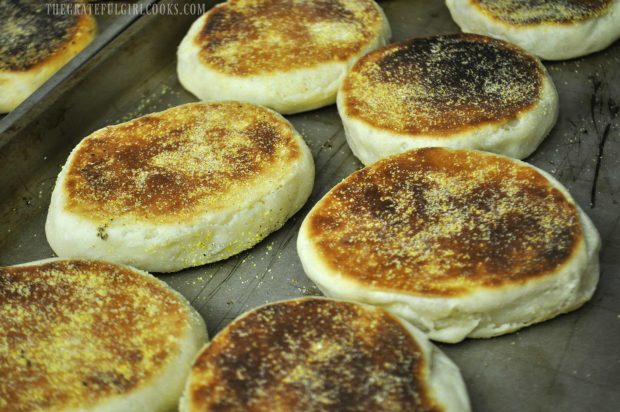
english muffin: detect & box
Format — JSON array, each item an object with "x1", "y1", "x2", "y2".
[
  {"x1": 0, "y1": 0, "x2": 96, "y2": 113},
  {"x1": 0, "y1": 259, "x2": 207, "y2": 411},
  {"x1": 181, "y1": 297, "x2": 470, "y2": 412},
  {"x1": 297, "y1": 148, "x2": 600, "y2": 343},
  {"x1": 46, "y1": 102, "x2": 314, "y2": 273},
  {"x1": 338, "y1": 34, "x2": 558, "y2": 165},
  {"x1": 177, "y1": 0, "x2": 391, "y2": 114},
  {"x1": 446, "y1": 0, "x2": 620, "y2": 60}
]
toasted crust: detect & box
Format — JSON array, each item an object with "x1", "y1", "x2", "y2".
[
  {"x1": 304, "y1": 148, "x2": 582, "y2": 297},
  {"x1": 194, "y1": 0, "x2": 386, "y2": 76},
  {"x1": 185, "y1": 298, "x2": 442, "y2": 411},
  {"x1": 340, "y1": 34, "x2": 544, "y2": 137},
  {"x1": 0, "y1": 260, "x2": 194, "y2": 411},
  {"x1": 0, "y1": 1, "x2": 95, "y2": 73},
  {"x1": 63, "y1": 102, "x2": 301, "y2": 224},
  {"x1": 47, "y1": 102, "x2": 314, "y2": 272},
  {"x1": 470, "y1": 0, "x2": 612, "y2": 25}
]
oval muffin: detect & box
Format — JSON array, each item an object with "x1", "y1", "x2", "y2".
[
  {"x1": 0, "y1": 0, "x2": 96, "y2": 113},
  {"x1": 46, "y1": 102, "x2": 314, "y2": 272},
  {"x1": 298, "y1": 148, "x2": 600, "y2": 343},
  {"x1": 0, "y1": 258, "x2": 207, "y2": 411},
  {"x1": 338, "y1": 34, "x2": 558, "y2": 165},
  {"x1": 445, "y1": 0, "x2": 620, "y2": 60},
  {"x1": 181, "y1": 297, "x2": 470, "y2": 411},
  {"x1": 177, "y1": 0, "x2": 391, "y2": 114}
]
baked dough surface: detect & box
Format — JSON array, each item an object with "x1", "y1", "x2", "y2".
[
  {"x1": 0, "y1": 259, "x2": 207, "y2": 411},
  {"x1": 182, "y1": 298, "x2": 470, "y2": 411}
]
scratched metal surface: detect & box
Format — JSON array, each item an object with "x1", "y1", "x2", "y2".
[{"x1": 0, "y1": 1, "x2": 619, "y2": 410}]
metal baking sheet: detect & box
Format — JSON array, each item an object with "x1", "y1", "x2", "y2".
[{"x1": 1, "y1": 1, "x2": 619, "y2": 410}]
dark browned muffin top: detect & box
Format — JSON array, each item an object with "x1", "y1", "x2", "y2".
[
  {"x1": 63, "y1": 102, "x2": 301, "y2": 223},
  {"x1": 194, "y1": 0, "x2": 385, "y2": 76},
  {"x1": 0, "y1": 0, "x2": 92, "y2": 71},
  {"x1": 472, "y1": 0, "x2": 612, "y2": 25},
  {"x1": 0, "y1": 260, "x2": 189, "y2": 411},
  {"x1": 307, "y1": 148, "x2": 583, "y2": 297},
  {"x1": 187, "y1": 298, "x2": 442, "y2": 411},
  {"x1": 341, "y1": 34, "x2": 543, "y2": 136}
]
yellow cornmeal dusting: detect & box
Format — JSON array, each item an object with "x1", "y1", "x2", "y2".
[
  {"x1": 473, "y1": 0, "x2": 612, "y2": 25},
  {"x1": 196, "y1": 0, "x2": 383, "y2": 75},
  {"x1": 189, "y1": 299, "x2": 441, "y2": 411},
  {"x1": 308, "y1": 148, "x2": 582, "y2": 296},
  {"x1": 343, "y1": 34, "x2": 542, "y2": 136},
  {"x1": 0, "y1": 260, "x2": 189, "y2": 411},
  {"x1": 63, "y1": 102, "x2": 300, "y2": 223}
]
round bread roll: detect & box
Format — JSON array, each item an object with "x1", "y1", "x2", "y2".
[
  {"x1": 445, "y1": 0, "x2": 620, "y2": 60},
  {"x1": 0, "y1": 0, "x2": 96, "y2": 113},
  {"x1": 46, "y1": 102, "x2": 314, "y2": 273},
  {"x1": 297, "y1": 148, "x2": 601, "y2": 343},
  {"x1": 181, "y1": 297, "x2": 471, "y2": 412},
  {"x1": 177, "y1": 0, "x2": 391, "y2": 114},
  {"x1": 337, "y1": 34, "x2": 558, "y2": 165},
  {"x1": 0, "y1": 258, "x2": 207, "y2": 411}
]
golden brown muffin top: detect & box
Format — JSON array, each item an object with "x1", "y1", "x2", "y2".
[
  {"x1": 0, "y1": 260, "x2": 190, "y2": 411},
  {"x1": 186, "y1": 298, "x2": 442, "y2": 412},
  {"x1": 0, "y1": 0, "x2": 95, "y2": 72},
  {"x1": 340, "y1": 34, "x2": 543, "y2": 136},
  {"x1": 194, "y1": 0, "x2": 386, "y2": 76},
  {"x1": 306, "y1": 148, "x2": 583, "y2": 297},
  {"x1": 472, "y1": 0, "x2": 612, "y2": 25},
  {"x1": 63, "y1": 102, "x2": 301, "y2": 224}
]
